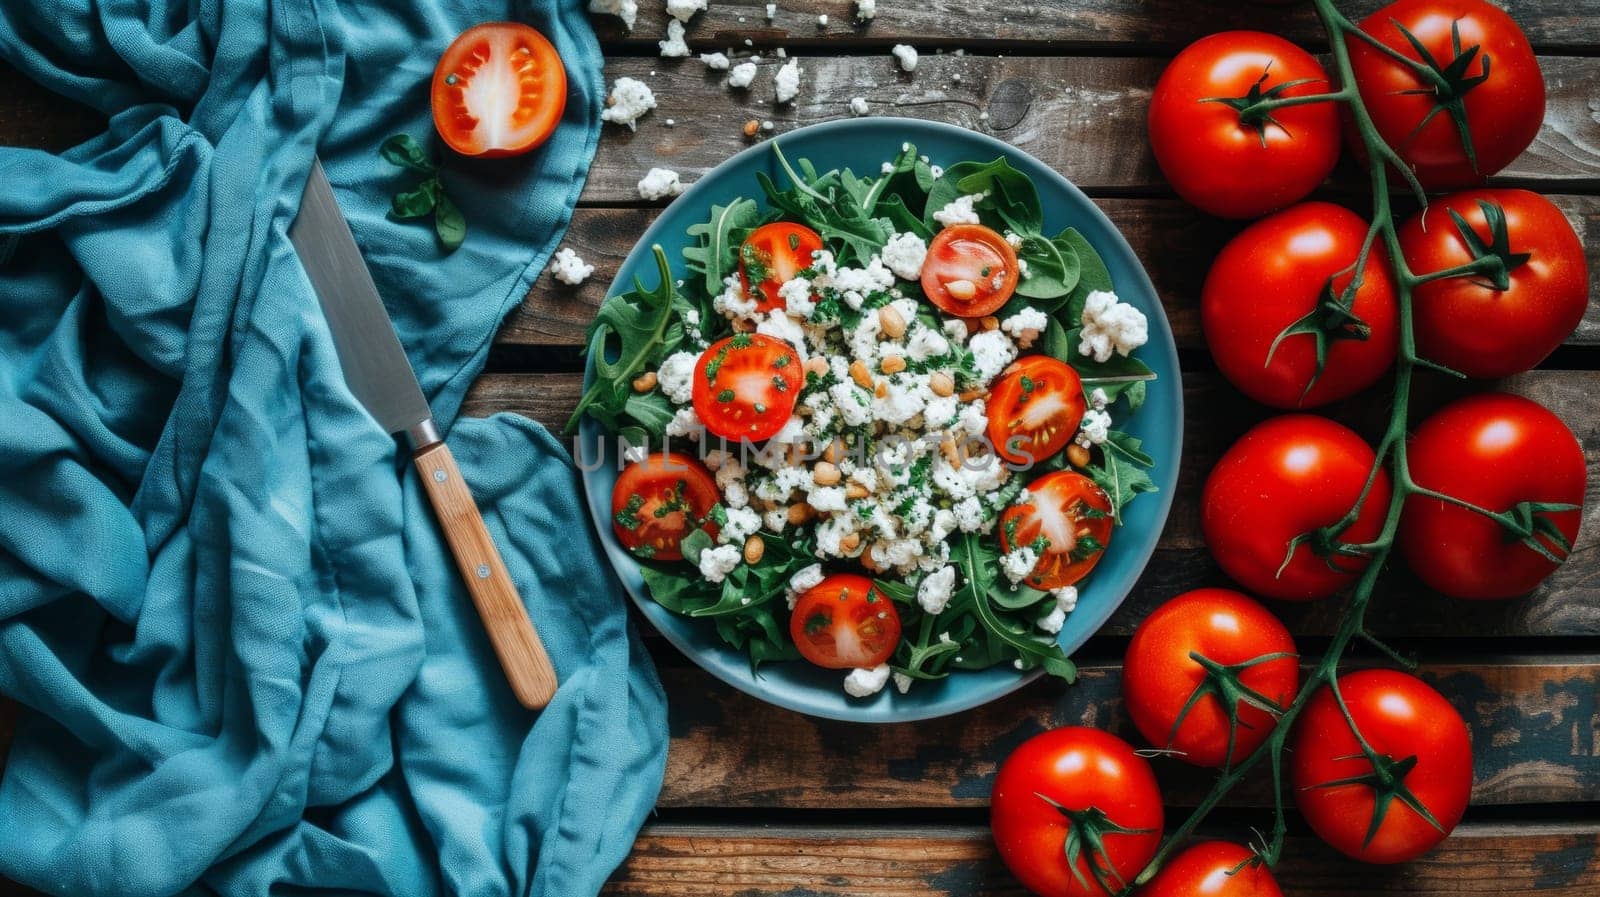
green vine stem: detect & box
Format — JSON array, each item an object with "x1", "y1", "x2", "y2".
[{"x1": 1125, "y1": 0, "x2": 1510, "y2": 887}]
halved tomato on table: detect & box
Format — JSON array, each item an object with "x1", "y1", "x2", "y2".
[
  {"x1": 432, "y1": 23, "x2": 567, "y2": 158},
  {"x1": 789, "y1": 574, "x2": 902, "y2": 669},
  {"x1": 987, "y1": 356, "x2": 1088, "y2": 465},
  {"x1": 692, "y1": 334, "x2": 803, "y2": 442},
  {"x1": 611, "y1": 452, "x2": 720, "y2": 561},
  {"x1": 739, "y1": 222, "x2": 824, "y2": 311},
  {"x1": 998, "y1": 471, "x2": 1114, "y2": 589},
  {"x1": 921, "y1": 224, "x2": 1019, "y2": 318}
]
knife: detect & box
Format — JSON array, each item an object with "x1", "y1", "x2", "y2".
[{"x1": 291, "y1": 159, "x2": 558, "y2": 710}]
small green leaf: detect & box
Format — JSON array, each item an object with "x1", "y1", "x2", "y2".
[
  {"x1": 433, "y1": 189, "x2": 465, "y2": 252},
  {"x1": 379, "y1": 134, "x2": 437, "y2": 174},
  {"x1": 390, "y1": 180, "x2": 439, "y2": 219}
]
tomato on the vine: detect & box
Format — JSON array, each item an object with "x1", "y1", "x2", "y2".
[
  {"x1": 1401, "y1": 393, "x2": 1586, "y2": 600},
  {"x1": 1202, "y1": 415, "x2": 1392, "y2": 601},
  {"x1": 611, "y1": 453, "x2": 720, "y2": 561},
  {"x1": 1202, "y1": 202, "x2": 1398, "y2": 409},
  {"x1": 991, "y1": 727, "x2": 1164, "y2": 897},
  {"x1": 1149, "y1": 31, "x2": 1340, "y2": 219},
  {"x1": 739, "y1": 222, "x2": 824, "y2": 312},
  {"x1": 1348, "y1": 0, "x2": 1545, "y2": 188},
  {"x1": 431, "y1": 23, "x2": 567, "y2": 158},
  {"x1": 986, "y1": 356, "x2": 1088, "y2": 465},
  {"x1": 921, "y1": 224, "x2": 1019, "y2": 318},
  {"x1": 1399, "y1": 189, "x2": 1587, "y2": 378},
  {"x1": 997, "y1": 471, "x2": 1114, "y2": 590},
  {"x1": 691, "y1": 333, "x2": 803, "y2": 442},
  {"x1": 788, "y1": 574, "x2": 901, "y2": 669},
  {"x1": 1141, "y1": 841, "x2": 1284, "y2": 897},
  {"x1": 1291, "y1": 670, "x2": 1472, "y2": 864},
  {"x1": 1123, "y1": 588, "x2": 1299, "y2": 768}
]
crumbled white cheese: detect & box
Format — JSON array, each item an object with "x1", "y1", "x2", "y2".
[
  {"x1": 1000, "y1": 307, "x2": 1048, "y2": 339},
  {"x1": 967, "y1": 329, "x2": 1018, "y2": 383},
  {"x1": 656, "y1": 351, "x2": 698, "y2": 404},
  {"x1": 718, "y1": 506, "x2": 762, "y2": 545},
  {"x1": 1078, "y1": 290, "x2": 1149, "y2": 362},
  {"x1": 906, "y1": 327, "x2": 949, "y2": 362},
  {"x1": 697, "y1": 544, "x2": 742, "y2": 583},
  {"x1": 665, "y1": 0, "x2": 705, "y2": 22},
  {"x1": 1052, "y1": 585, "x2": 1079, "y2": 613},
  {"x1": 893, "y1": 672, "x2": 914, "y2": 694},
  {"x1": 808, "y1": 486, "x2": 848, "y2": 513},
  {"x1": 892, "y1": 44, "x2": 918, "y2": 72},
  {"x1": 637, "y1": 167, "x2": 684, "y2": 201},
  {"x1": 1037, "y1": 605, "x2": 1066, "y2": 635},
  {"x1": 728, "y1": 62, "x2": 758, "y2": 88},
  {"x1": 777, "y1": 276, "x2": 816, "y2": 318},
  {"x1": 589, "y1": 0, "x2": 639, "y2": 30},
  {"x1": 1004, "y1": 231, "x2": 1024, "y2": 249},
  {"x1": 1000, "y1": 546, "x2": 1038, "y2": 584},
  {"x1": 943, "y1": 317, "x2": 969, "y2": 344},
  {"x1": 548, "y1": 247, "x2": 594, "y2": 285},
  {"x1": 918, "y1": 565, "x2": 957, "y2": 614},
  {"x1": 932, "y1": 192, "x2": 986, "y2": 227},
  {"x1": 849, "y1": 96, "x2": 869, "y2": 116},
  {"x1": 622, "y1": 443, "x2": 648, "y2": 463},
  {"x1": 1078, "y1": 408, "x2": 1111, "y2": 446},
  {"x1": 774, "y1": 59, "x2": 802, "y2": 103},
  {"x1": 880, "y1": 232, "x2": 928, "y2": 280},
  {"x1": 856, "y1": 0, "x2": 877, "y2": 19},
  {"x1": 701, "y1": 51, "x2": 731, "y2": 70},
  {"x1": 766, "y1": 2, "x2": 777, "y2": 19},
  {"x1": 658, "y1": 19, "x2": 690, "y2": 56},
  {"x1": 665, "y1": 406, "x2": 702, "y2": 439},
  {"x1": 1089, "y1": 388, "x2": 1109, "y2": 410},
  {"x1": 816, "y1": 12, "x2": 828, "y2": 25},
  {"x1": 843, "y1": 664, "x2": 891, "y2": 697},
  {"x1": 715, "y1": 457, "x2": 749, "y2": 508},
  {"x1": 601, "y1": 77, "x2": 656, "y2": 129}
]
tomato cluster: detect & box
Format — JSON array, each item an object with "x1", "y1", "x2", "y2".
[{"x1": 990, "y1": 2, "x2": 1587, "y2": 894}]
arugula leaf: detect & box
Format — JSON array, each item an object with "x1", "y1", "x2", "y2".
[
  {"x1": 1087, "y1": 430, "x2": 1158, "y2": 523},
  {"x1": 684, "y1": 198, "x2": 761, "y2": 297},
  {"x1": 564, "y1": 246, "x2": 679, "y2": 434}
]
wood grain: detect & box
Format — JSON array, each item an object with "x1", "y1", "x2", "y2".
[
  {"x1": 606, "y1": 822, "x2": 1600, "y2": 896},
  {"x1": 654, "y1": 659, "x2": 1600, "y2": 809},
  {"x1": 462, "y1": 368, "x2": 1600, "y2": 637},
  {"x1": 415, "y1": 442, "x2": 559, "y2": 709},
  {"x1": 502, "y1": 196, "x2": 1600, "y2": 350}
]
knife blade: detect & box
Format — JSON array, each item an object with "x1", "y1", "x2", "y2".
[{"x1": 291, "y1": 159, "x2": 558, "y2": 710}]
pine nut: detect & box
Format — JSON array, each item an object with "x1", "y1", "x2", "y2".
[
  {"x1": 979, "y1": 315, "x2": 1000, "y2": 331},
  {"x1": 743, "y1": 119, "x2": 761, "y2": 138},
  {"x1": 874, "y1": 379, "x2": 889, "y2": 398},
  {"x1": 878, "y1": 305, "x2": 907, "y2": 339},
  {"x1": 880, "y1": 354, "x2": 907, "y2": 374},
  {"x1": 813, "y1": 461, "x2": 841, "y2": 486},
  {"x1": 846, "y1": 482, "x2": 869, "y2": 500},
  {"x1": 958, "y1": 387, "x2": 987, "y2": 402},
  {"x1": 743, "y1": 535, "x2": 765, "y2": 564},
  {"x1": 940, "y1": 438, "x2": 962, "y2": 467},
  {"x1": 929, "y1": 371, "x2": 955, "y2": 397},
  {"x1": 859, "y1": 548, "x2": 881, "y2": 572},
  {"x1": 1017, "y1": 327, "x2": 1040, "y2": 348},
  {"x1": 787, "y1": 503, "x2": 815, "y2": 525},
  {"x1": 804, "y1": 356, "x2": 829, "y2": 376},
  {"x1": 822, "y1": 440, "x2": 842, "y2": 464},
  {"x1": 631, "y1": 371, "x2": 658, "y2": 392},
  {"x1": 945, "y1": 279, "x2": 976, "y2": 300},
  {"x1": 1067, "y1": 443, "x2": 1091, "y2": 468},
  {"x1": 838, "y1": 532, "x2": 861, "y2": 552},
  {"x1": 849, "y1": 359, "x2": 873, "y2": 389}
]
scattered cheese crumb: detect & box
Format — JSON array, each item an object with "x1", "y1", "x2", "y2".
[
  {"x1": 665, "y1": 0, "x2": 705, "y2": 22},
  {"x1": 766, "y1": 2, "x2": 776, "y2": 18},
  {"x1": 849, "y1": 96, "x2": 869, "y2": 116},
  {"x1": 856, "y1": 0, "x2": 877, "y2": 19},
  {"x1": 891, "y1": 44, "x2": 918, "y2": 72},
  {"x1": 658, "y1": 19, "x2": 689, "y2": 56},
  {"x1": 548, "y1": 248, "x2": 594, "y2": 286},
  {"x1": 893, "y1": 672, "x2": 914, "y2": 694},
  {"x1": 1078, "y1": 290, "x2": 1149, "y2": 362},
  {"x1": 843, "y1": 664, "x2": 891, "y2": 697},
  {"x1": 589, "y1": 0, "x2": 639, "y2": 30},
  {"x1": 637, "y1": 167, "x2": 685, "y2": 201},
  {"x1": 601, "y1": 77, "x2": 656, "y2": 129},
  {"x1": 918, "y1": 565, "x2": 957, "y2": 614},
  {"x1": 701, "y1": 51, "x2": 731, "y2": 70},
  {"x1": 816, "y1": 13, "x2": 828, "y2": 26},
  {"x1": 774, "y1": 58, "x2": 802, "y2": 103},
  {"x1": 728, "y1": 61, "x2": 758, "y2": 89}
]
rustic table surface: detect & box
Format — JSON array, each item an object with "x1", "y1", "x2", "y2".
[{"x1": 4, "y1": 1, "x2": 1600, "y2": 894}]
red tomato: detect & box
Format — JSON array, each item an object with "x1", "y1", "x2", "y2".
[
  {"x1": 986, "y1": 356, "x2": 1088, "y2": 466},
  {"x1": 1292, "y1": 670, "x2": 1472, "y2": 864},
  {"x1": 1401, "y1": 393, "x2": 1586, "y2": 600},
  {"x1": 1141, "y1": 841, "x2": 1284, "y2": 897},
  {"x1": 1202, "y1": 203, "x2": 1398, "y2": 409},
  {"x1": 1349, "y1": 0, "x2": 1544, "y2": 188},
  {"x1": 431, "y1": 23, "x2": 567, "y2": 158},
  {"x1": 1202, "y1": 415, "x2": 1392, "y2": 601},
  {"x1": 739, "y1": 222, "x2": 824, "y2": 312},
  {"x1": 921, "y1": 224, "x2": 1019, "y2": 318},
  {"x1": 1122, "y1": 588, "x2": 1299, "y2": 768},
  {"x1": 991, "y1": 727, "x2": 1163, "y2": 897},
  {"x1": 997, "y1": 471, "x2": 1114, "y2": 589},
  {"x1": 788, "y1": 574, "x2": 901, "y2": 669},
  {"x1": 1148, "y1": 32, "x2": 1340, "y2": 220},
  {"x1": 611, "y1": 453, "x2": 720, "y2": 561},
  {"x1": 691, "y1": 334, "x2": 803, "y2": 442},
  {"x1": 1399, "y1": 189, "x2": 1587, "y2": 378}
]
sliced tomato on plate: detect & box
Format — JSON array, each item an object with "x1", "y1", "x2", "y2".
[
  {"x1": 789, "y1": 574, "x2": 902, "y2": 669},
  {"x1": 998, "y1": 470, "x2": 1114, "y2": 589},
  {"x1": 611, "y1": 452, "x2": 720, "y2": 561},
  {"x1": 739, "y1": 222, "x2": 824, "y2": 312},
  {"x1": 921, "y1": 224, "x2": 1019, "y2": 318},
  {"x1": 986, "y1": 355, "x2": 1088, "y2": 465},
  {"x1": 432, "y1": 22, "x2": 567, "y2": 158},
  {"x1": 692, "y1": 333, "x2": 803, "y2": 442}
]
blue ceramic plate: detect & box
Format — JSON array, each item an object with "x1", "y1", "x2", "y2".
[{"x1": 577, "y1": 118, "x2": 1182, "y2": 722}]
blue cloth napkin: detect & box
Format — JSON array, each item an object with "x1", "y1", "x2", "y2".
[{"x1": 0, "y1": 1, "x2": 668, "y2": 896}]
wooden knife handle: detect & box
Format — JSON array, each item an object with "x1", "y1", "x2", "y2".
[{"x1": 414, "y1": 441, "x2": 558, "y2": 709}]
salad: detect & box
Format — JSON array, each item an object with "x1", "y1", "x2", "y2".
[{"x1": 567, "y1": 142, "x2": 1159, "y2": 699}]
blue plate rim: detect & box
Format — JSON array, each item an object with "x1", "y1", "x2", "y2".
[{"x1": 576, "y1": 116, "x2": 1184, "y2": 722}]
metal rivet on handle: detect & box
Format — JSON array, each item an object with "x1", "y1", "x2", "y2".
[
  {"x1": 433, "y1": 468, "x2": 447, "y2": 482},
  {"x1": 476, "y1": 564, "x2": 490, "y2": 579}
]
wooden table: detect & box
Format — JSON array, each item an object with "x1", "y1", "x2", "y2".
[{"x1": 4, "y1": 1, "x2": 1600, "y2": 894}]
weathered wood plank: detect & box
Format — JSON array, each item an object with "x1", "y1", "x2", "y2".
[
  {"x1": 655, "y1": 659, "x2": 1600, "y2": 809},
  {"x1": 578, "y1": 55, "x2": 1600, "y2": 203},
  {"x1": 462, "y1": 368, "x2": 1600, "y2": 637},
  {"x1": 504, "y1": 196, "x2": 1600, "y2": 349},
  {"x1": 592, "y1": 0, "x2": 1600, "y2": 52},
  {"x1": 606, "y1": 822, "x2": 1600, "y2": 896}
]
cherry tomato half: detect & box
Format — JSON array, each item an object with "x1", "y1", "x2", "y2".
[
  {"x1": 431, "y1": 22, "x2": 567, "y2": 158},
  {"x1": 739, "y1": 222, "x2": 824, "y2": 312},
  {"x1": 691, "y1": 333, "x2": 803, "y2": 442},
  {"x1": 998, "y1": 470, "x2": 1114, "y2": 589},
  {"x1": 788, "y1": 574, "x2": 901, "y2": 669},
  {"x1": 986, "y1": 355, "x2": 1088, "y2": 466},
  {"x1": 611, "y1": 452, "x2": 720, "y2": 561},
  {"x1": 921, "y1": 224, "x2": 1019, "y2": 318}
]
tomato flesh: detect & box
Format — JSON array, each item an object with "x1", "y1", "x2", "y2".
[
  {"x1": 431, "y1": 23, "x2": 566, "y2": 158},
  {"x1": 691, "y1": 334, "x2": 803, "y2": 442},
  {"x1": 921, "y1": 224, "x2": 1019, "y2": 318},
  {"x1": 997, "y1": 471, "x2": 1114, "y2": 589},
  {"x1": 611, "y1": 452, "x2": 720, "y2": 561},
  {"x1": 986, "y1": 356, "x2": 1088, "y2": 466},
  {"x1": 739, "y1": 222, "x2": 824, "y2": 312},
  {"x1": 788, "y1": 574, "x2": 901, "y2": 669}
]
